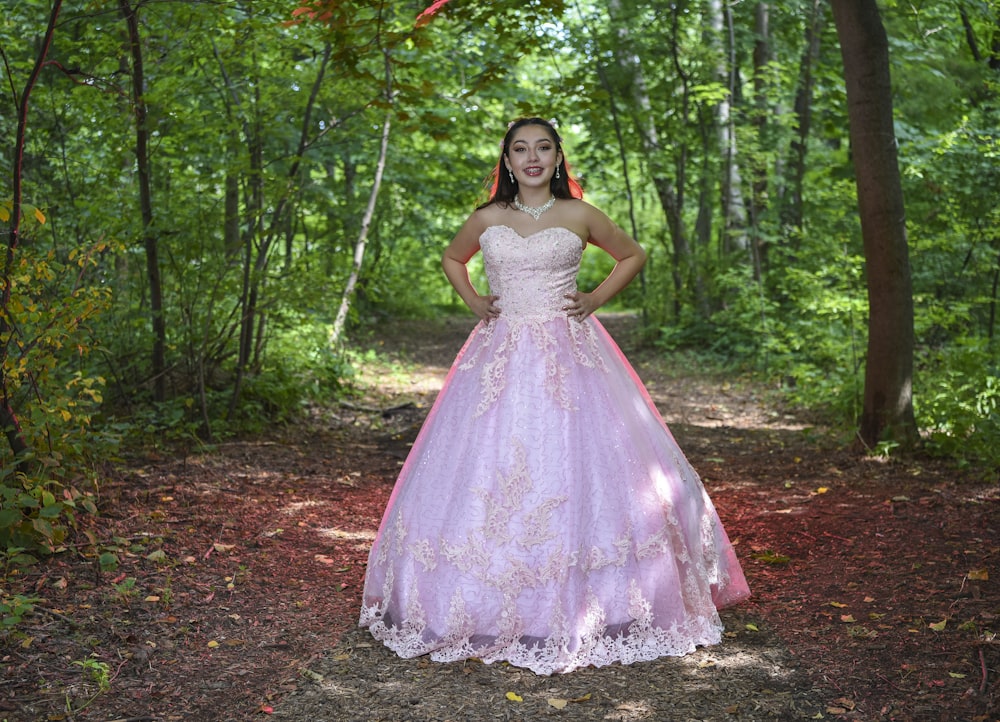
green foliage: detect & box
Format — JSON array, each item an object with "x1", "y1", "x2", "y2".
[
  {"x1": 917, "y1": 339, "x2": 1000, "y2": 468},
  {"x1": 0, "y1": 590, "x2": 39, "y2": 628},
  {"x1": 0, "y1": 237, "x2": 112, "y2": 557}
]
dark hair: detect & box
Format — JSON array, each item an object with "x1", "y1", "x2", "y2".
[{"x1": 481, "y1": 117, "x2": 583, "y2": 207}]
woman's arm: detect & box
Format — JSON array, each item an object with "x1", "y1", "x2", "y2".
[
  {"x1": 563, "y1": 204, "x2": 646, "y2": 320},
  {"x1": 441, "y1": 212, "x2": 500, "y2": 322}
]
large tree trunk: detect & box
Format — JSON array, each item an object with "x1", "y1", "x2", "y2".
[
  {"x1": 831, "y1": 0, "x2": 917, "y2": 448},
  {"x1": 121, "y1": 0, "x2": 166, "y2": 403}
]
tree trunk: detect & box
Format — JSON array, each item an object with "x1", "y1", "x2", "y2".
[
  {"x1": 749, "y1": 1, "x2": 770, "y2": 280},
  {"x1": 121, "y1": 0, "x2": 166, "y2": 402},
  {"x1": 709, "y1": 0, "x2": 749, "y2": 253},
  {"x1": 0, "y1": 0, "x2": 63, "y2": 469},
  {"x1": 330, "y1": 108, "x2": 392, "y2": 345},
  {"x1": 831, "y1": 0, "x2": 917, "y2": 448},
  {"x1": 783, "y1": 0, "x2": 825, "y2": 237}
]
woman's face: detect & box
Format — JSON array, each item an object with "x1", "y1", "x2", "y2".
[{"x1": 505, "y1": 125, "x2": 562, "y2": 190}]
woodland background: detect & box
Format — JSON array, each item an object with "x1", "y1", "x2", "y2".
[{"x1": 1, "y1": 0, "x2": 998, "y2": 596}]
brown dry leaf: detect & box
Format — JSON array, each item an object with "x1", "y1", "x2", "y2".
[
  {"x1": 834, "y1": 697, "x2": 856, "y2": 710},
  {"x1": 840, "y1": 614, "x2": 856, "y2": 623},
  {"x1": 213, "y1": 543, "x2": 236, "y2": 553},
  {"x1": 968, "y1": 568, "x2": 989, "y2": 581}
]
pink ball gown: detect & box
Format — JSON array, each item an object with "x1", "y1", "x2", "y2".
[{"x1": 359, "y1": 225, "x2": 750, "y2": 674}]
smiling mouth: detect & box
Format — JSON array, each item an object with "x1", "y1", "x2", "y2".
[{"x1": 524, "y1": 167, "x2": 544, "y2": 176}]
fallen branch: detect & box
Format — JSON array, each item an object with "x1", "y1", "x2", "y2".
[{"x1": 339, "y1": 400, "x2": 415, "y2": 415}]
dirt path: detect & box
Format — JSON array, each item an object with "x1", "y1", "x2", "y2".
[{"x1": 2, "y1": 315, "x2": 997, "y2": 722}]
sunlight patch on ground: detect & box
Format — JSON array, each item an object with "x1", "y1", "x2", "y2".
[
  {"x1": 316, "y1": 527, "x2": 377, "y2": 542},
  {"x1": 282, "y1": 500, "x2": 325, "y2": 515}
]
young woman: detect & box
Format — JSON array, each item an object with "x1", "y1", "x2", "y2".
[{"x1": 359, "y1": 117, "x2": 749, "y2": 674}]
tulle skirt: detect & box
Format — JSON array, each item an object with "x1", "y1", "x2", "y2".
[{"x1": 359, "y1": 314, "x2": 749, "y2": 674}]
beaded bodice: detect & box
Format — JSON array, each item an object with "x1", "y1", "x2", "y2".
[{"x1": 479, "y1": 225, "x2": 584, "y2": 321}]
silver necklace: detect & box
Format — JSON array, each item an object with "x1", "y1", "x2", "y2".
[{"x1": 513, "y1": 195, "x2": 555, "y2": 221}]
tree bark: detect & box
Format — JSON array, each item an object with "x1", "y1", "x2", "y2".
[
  {"x1": 709, "y1": 0, "x2": 748, "y2": 253},
  {"x1": 783, "y1": 0, "x2": 824, "y2": 237},
  {"x1": 121, "y1": 0, "x2": 166, "y2": 403},
  {"x1": 831, "y1": 0, "x2": 917, "y2": 448},
  {"x1": 330, "y1": 52, "x2": 393, "y2": 345}
]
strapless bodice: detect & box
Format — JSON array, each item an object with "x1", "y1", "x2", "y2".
[{"x1": 480, "y1": 225, "x2": 584, "y2": 321}]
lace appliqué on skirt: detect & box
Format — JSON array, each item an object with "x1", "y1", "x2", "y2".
[{"x1": 459, "y1": 317, "x2": 608, "y2": 418}]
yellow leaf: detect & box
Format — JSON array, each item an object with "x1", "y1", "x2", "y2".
[
  {"x1": 0, "y1": 207, "x2": 8, "y2": 222},
  {"x1": 745, "y1": 623, "x2": 759, "y2": 632},
  {"x1": 548, "y1": 698, "x2": 568, "y2": 709},
  {"x1": 33, "y1": 206, "x2": 46, "y2": 224},
  {"x1": 929, "y1": 620, "x2": 947, "y2": 631},
  {"x1": 829, "y1": 601, "x2": 847, "y2": 608},
  {"x1": 505, "y1": 692, "x2": 523, "y2": 702},
  {"x1": 207, "y1": 640, "x2": 219, "y2": 648},
  {"x1": 949, "y1": 672, "x2": 966, "y2": 678},
  {"x1": 816, "y1": 486, "x2": 829, "y2": 494},
  {"x1": 968, "y1": 568, "x2": 989, "y2": 581},
  {"x1": 144, "y1": 595, "x2": 160, "y2": 603}
]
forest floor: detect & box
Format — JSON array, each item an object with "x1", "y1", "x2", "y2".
[{"x1": 2, "y1": 314, "x2": 999, "y2": 722}]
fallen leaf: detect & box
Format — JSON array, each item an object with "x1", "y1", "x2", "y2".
[
  {"x1": 207, "y1": 640, "x2": 219, "y2": 648},
  {"x1": 833, "y1": 697, "x2": 856, "y2": 710},
  {"x1": 214, "y1": 543, "x2": 236, "y2": 553},
  {"x1": 548, "y1": 698, "x2": 568, "y2": 709},
  {"x1": 506, "y1": 691, "x2": 523, "y2": 702},
  {"x1": 144, "y1": 595, "x2": 160, "y2": 603},
  {"x1": 829, "y1": 601, "x2": 847, "y2": 608},
  {"x1": 816, "y1": 486, "x2": 829, "y2": 494},
  {"x1": 745, "y1": 623, "x2": 759, "y2": 632},
  {"x1": 929, "y1": 620, "x2": 947, "y2": 632},
  {"x1": 949, "y1": 672, "x2": 967, "y2": 678},
  {"x1": 969, "y1": 568, "x2": 989, "y2": 581}
]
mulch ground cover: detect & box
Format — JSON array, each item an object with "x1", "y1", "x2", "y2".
[{"x1": 1, "y1": 316, "x2": 997, "y2": 722}]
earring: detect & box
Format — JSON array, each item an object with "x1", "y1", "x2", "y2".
[
  {"x1": 555, "y1": 165, "x2": 561, "y2": 180},
  {"x1": 508, "y1": 169, "x2": 515, "y2": 184}
]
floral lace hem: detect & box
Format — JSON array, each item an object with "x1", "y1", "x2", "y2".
[{"x1": 359, "y1": 578, "x2": 725, "y2": 675}]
